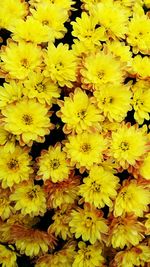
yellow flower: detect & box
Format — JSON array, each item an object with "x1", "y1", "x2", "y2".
[
  {"x1": 36, "y1": 144, "x2": 71, "y2": 183},
  {"x1": 127, "y1": 15, "x2": 150, "y2": 54},
  {"x1": 71, "y1": 12, "x2": 106, "y2": 48},
  {"x1": 0, "y1": 244, "x2": 18, "y2": 267},
  {"x1": 69, "y1": 203, "x2": 108, "y2": 244},
  {"x1": 0, "y1": 146, "x2": 33, "y2": 188},
  {"x1": 0, "y1": 41, "x2": 43, "y2": 80},
  {"x1": 10, "y1": 181, "x2": 47, "y2": 217},
  {"x1": 64, "y1": 132, "x2": 107, "y2": 170},
  {"x1": 44, "y1": 43, "x2": 77, "y2": 88},
  {"x1": 79, "y1": 166, "x2": 119, "y2": 208},
  {"x1": 2, "y1": 98, "x2": 53, "y2": 146},
  {"x1": 57, "y1": 88, "x2": 103, "y2": 134},
  {"x1": 94, "y1": 83, "x2": 132, "y2": 122},
  {"x1": 72, "y1": 241, "x2": 105, "y2": 267},
  {"x1": 81, "y1": 51, "x2": 124, "y2": 91},
  {"x1": 48, "y1": 204, "x2": 73, "y2": 240},
  {"x1": 35, "y1": 242, "x2": 76, "y2": 267},
  {"x1": 10, "y1": 17, "x2": 51, "y2": 44},
  {"x1": 108, "y1": 214, "x2": 145, "y2": 249},
  {"x1": 131, "y1": 55, "x2": 150, "y2": 79},
  {"x1": 110, "y1": 124, "x2": 149, "y2": 168},
  {"x1": 139, "y1": 152, "x2": 150, "y2": 180},
  {"x1": 23, "y1": 71, "x2": 60, "y2": 105},
  {"x1": 0, "y1": 126, "x2": 16, "y2": 152},
  {"x1": 132, "y1": 80, "x2": 150, "y2": 124},
  {"x1": 11, "y1": 224, "x2": 56, "y2": 257},
  {"x1": 0, "y1": 188, "x2": 14, "y2": 220},
  {"x1": 0, "y1": 0, "x2": 28, "y2": 30},
  {"x1": 30, "y1": 2, "x2": 68, "y2": 41},
  {"x1": 114, "y1": 180, "x2": 150, "y2": 217},
  {"x1": 44, "y1": 174, "x2": 80, "y2": 209},
  {"x1": 0, "y1": 81, "x2": 23, "y2": 108},
  {"x1": 95, "y1": 1, "x2": 128, "y2": 39},
  {"x1": 113, "y1": 244, "x2": 150, "y2": 267}
]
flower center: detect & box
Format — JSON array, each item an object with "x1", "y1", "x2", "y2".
[
  {"x1": 22, "y1": 114, "x2": 33, "y2": 125},
  {"x1": 85, "y1": 216, "x2": 93, "y2": 227},
  {"x1": 7, "y1": 159, "x2": 19, "y2": 170},
  {"x1": 42, "y1": 20, "x2": 49, "y2": 26},
  {"x1": 21, "y1": 58, "x2": 29, "y2": 68},
  {"x1": 91, "y1": 181, "x2": 101, "y2": 192},
  {"x1": 98, "y1": 70, "x2": 105, "y2": 79},
  {"x1": 27, "y1": 189, "x2": 37, "y2": 200},
  {"x1": 102, "y1": 97, "x2": 113, "y2": 104},
  {"x1": 50, "y1": 159, "x2": 60, "y2": 170},
  {"x1": 35, "y1": 83, "x2": 45, "y2": 93},
  {"x1": 80, "y1": 143, "x2": 91, "y2": 153},
  {"x1": 120, "y1": 141, "x2": 129, "y2": 151},
  {"x1": 77, "y1": 109, "x2": 86, "y2": 119}
]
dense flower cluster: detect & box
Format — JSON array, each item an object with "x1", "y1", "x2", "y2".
[{"x1": 0, "y1": 0, "x2": 150, "y2": 266}]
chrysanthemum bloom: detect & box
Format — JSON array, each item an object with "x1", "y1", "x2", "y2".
[
  {"x1": 2, "y1": 98, "x2": 54, "y2": 146},
  {"x1": 0, "y1": 41, "x2": 43, "y2": 80},
  {"x1": 23, "y1": 71, "x2": 60, "y2": 105},
  {"x1": 110, "y1": 123, "x2": 149, "y2": 168},
  {"x1": 44, "y1": 43, "x2": 77, "y2": 88},
  {"x1": 48, "y1": 204, "x2": 73, "y2": 240},
  {"x1": 80, "y1": 51, "x2": 124, "y2": 91},
  {"x1": 139, "y1": 152, "x2": 150, "y2": 180},
  {"x1": 0, "y1": 188, "x2": 14, "y2": 220},
  {"x1": 131, "y1": 80, "x2": 150, "y2": 124},
  {"x1": 10, "y1": 181, "x2": 47, "y2": 217},
  {"x1": 71, "y1": 12, "x2": 106, "y2": 49},
  {"x1": 0, "y1": 81, "x2": 23, "y2": 108},
  {"x1": 112, "y1": 243, "x2": 150, "y2": 267},
  {"x1": 0, "y1": 0, "x2": 28, "y2": 30},
  {"x1": 127, "y1": 14, "x2": 150, "y2": 54},
  {"x1": 79, "y1": 166, "x2": 119, "y2": 208},
  {"x1": 35, "y1": 242, "x2": 76, "y2": 267},
  {"x1": 10, "y1": 17, "x2": 51, "y2": 44},
  {"x1": 107, "y1": 214, "x2": 145, "y2": 249},
  {"x1": 114, "y1": 179, "x2": 150, "y2": 217},
  {"x1": 69, "y1": 203, "x2": 108, "y2": 244},
  {"x1": 36, "y1": 143, "x2": 71, "y2": 183},
  {"x1": 0, "y1": 126, "x2": 16, "y2": 152},
  {"x1": 10, "y1": 224, "x2": 56, "y2": 257},
  {"x1": 64, "y1": 132, "x2": 107, "y2": 171},
  {"x1": 94, "y1": 83, "x2": 132, "y2": 122},
  {"x1": 72, "y1": 241, "x2": 105, "y2": 267},
  {"x1": 94, "y1": 1, "x2": 128, "y2": 39},
  {"x1": 30, "y1": 2, "x2": 68, "y2": 41},
  {"x1": 0, "y1": 146, "x2": 33, "y2": 188},
  {"x1": 104, "y1": 41, "x2": 132, "y2": 66},
  {"x1": 0, "y1": 244, "x2": 18, "y2": 267},
  {"x1": 44, "y1": 174, "x2": 80, "y2": 209},
  {"x1": 57, "y1": 88, "x2": 103, "y2": 134},
  {"x1": 131, "y1": 55, "x2": 150, "y2": 79}
]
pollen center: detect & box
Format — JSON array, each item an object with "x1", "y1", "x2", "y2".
[
  {"x1": 120, "y1": 141, "x2": 129, "y2": 151},
  {"x1": 36, "y1": 83, "x2": 45, "y2": 93},
  {"x1": 7, "y1": 158, "x2": 19, "y2": 170},
  {"x1": 22, "y1": 114, "x2": 33, "y2": 125},
  {"x1": 50, "y1": 159, "x2": 60, "y2": 170},
  {"x1": 77, "y1": 109, "x2": 86, "y2": 119},
  {"x1": 80, "y1": 143, "x2": 91, "y2": 152}
]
